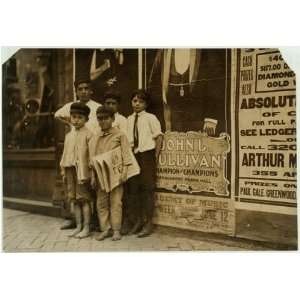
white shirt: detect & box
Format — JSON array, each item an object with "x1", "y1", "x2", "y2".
[
  {"x1": 54, "y1": 99, "x2": 101, "y2": 135},
  {"x1": 127, "y1": 110, "x2": 162, "y2": 153},
  {"x1": 113, "y1": 112, "x2": 128, "y2": 136},
  {"x1": 60, "y1": 126, "x2": 93, "y2": 181}
]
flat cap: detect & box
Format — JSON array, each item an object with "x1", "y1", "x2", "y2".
[{"x1": 70, "y1": 102, "x2": 90, "y2": 117}]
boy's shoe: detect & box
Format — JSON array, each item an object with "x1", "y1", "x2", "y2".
[
  {"x1": 120, "y1": 219, "x2": 131, "y2": 235},
  {"x1": 95, "y1": 229, "x2": 112, "y2": 241},
  {"x1": 60, "y1": 219, "x2": 76, "y2": 230},
  {"x1": 137, "y1": 222, "x2": 153, "y2": 238},
  {"x1": 120, "y1": 226, "x2": 129, "y2": 235},
  {"x1": 128, "y1": 220, "x2": 143, "y2": 235}
]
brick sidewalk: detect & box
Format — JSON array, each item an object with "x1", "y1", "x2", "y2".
[{"x1": 2, "y1": 208, "x2": 273, "y2": 252}]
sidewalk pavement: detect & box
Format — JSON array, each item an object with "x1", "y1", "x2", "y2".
[{"x1": 2, "y1": 208, "x2": 277, "y2": 252}]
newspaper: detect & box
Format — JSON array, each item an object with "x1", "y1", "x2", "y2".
[{"x1": 91, "y1": 147, "x2": 140, "y2": 192}]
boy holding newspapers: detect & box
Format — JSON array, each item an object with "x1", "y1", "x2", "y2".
[{"x1": 89, "y1": 106, "x2": 138, "y2": 241}]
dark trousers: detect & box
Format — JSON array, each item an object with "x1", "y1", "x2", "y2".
[{"x1": 127, "y1": 150, "x2": 156, "y2": 224}]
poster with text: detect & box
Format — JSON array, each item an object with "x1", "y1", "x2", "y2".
[
  {"x1": 157, "y1": 131, "x2": 230, "y2": 196},
  {"x1": 236, "y1": 48, "x2": 296, "y2": 206},
  {"x1": 153, "y1": 192, "x2": 235, "y2": 235}
]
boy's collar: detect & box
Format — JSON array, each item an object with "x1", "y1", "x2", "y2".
[
  {"x1": 135, "y1": 110, "x2": 146, "y2": 116},
  {"x1": 100, "y1": 126, "x2": 115, "y2": 136},
  {"x1": 75, "y1": 99, "x2": 92, "y2": 104},
  {"x1": 74, "y1": 125, "x2": 86, "y2": 132}
]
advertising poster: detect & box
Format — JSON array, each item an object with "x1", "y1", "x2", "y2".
[
  {"x1": 156, "y1": 131, "x2": 230, "y2": 196},
  {"x1": 147, "y1": 49, "x2": 235, "y2": 235},
  {"x1": 153, "y1": 192, "x2": 234, "y2": 235},
  {"x1": 236, "y1": 49, "x2": 296, "y2": 206}
]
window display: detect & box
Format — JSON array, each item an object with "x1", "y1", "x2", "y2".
[{"x1": 2, "y1": 49, "x2": 55, "y2": 149}]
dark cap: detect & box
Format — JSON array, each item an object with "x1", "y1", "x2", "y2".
[
  {"x1": 103, "y1": 90, "x2": 122, "y2": 103},
  {"x1": 70, "y1": 102, "x2": 90, "y2": 117},
  {"x1": 74, "y1": 77, "x2": 91, "y2": 88},
  {"x1": 96, "y1": 106, "x2": 114, "y2": 118}
]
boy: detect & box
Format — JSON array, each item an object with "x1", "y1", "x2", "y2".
[
  {"x1": 60, "y1": 102, "x2": 93, "y2": 238},
  {"x1": 55, "y1": 78, "x2": 101, "y2": 135},
  {"x1": 103, "y1": 90, "x2": 127, "y2": 135},
  {"x1": 55, "y1": 78, "x2": 100, "y2": 230},
  {"x1": 127, "y1": 89, "x2": 163, "y2": 237},
  {"x1": 89, "y1": 106, "x2": 132, "y2": 241},
  {"x1": 102, "y1": 90, "x2": 129, "y2": 233}
]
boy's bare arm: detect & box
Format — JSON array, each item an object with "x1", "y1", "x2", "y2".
[
  {"x1": 90, "y1": 168, "x2": 98, "y2": 189},
  {"x1": 54, "y1": 103, "x2": 72, "y2": 126},
  {"x1": 120, "y1": 134, "x2": 132, "y2": 166},
  {"x1": 121, "y1": 165, "x2": 128, "y2": 183},
  {"x1": 61, "y1": 167, "x2": 67, "y2": 183},
  {"x1": 155, "y1": 134, "x2": 163, "y2": 162},
  {"x1": 55, "y1": 115, "x2": 71, "y2": 126}
]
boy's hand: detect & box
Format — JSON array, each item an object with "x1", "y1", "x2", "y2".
[
  {"x1": 61, "y1": 169, "x2": 67, "y2": 183},
  {"x1": 121, "y1": 166, "x2": 128, "y2": 183},
  {"x1": 155, "y1": 134, "x2": 163, "y2": 164},
  {"x1": 62, "y1": 175, "x2": 67, "y2": 184},
  {"x1": 91, "y1": 173, "x2": 97, "y2": 190},
  {"x1": 78, "y1": 179, "x2": 88, "y2": 185},
  {"x1": 57, "y1": 116, "x2": 71, "y2": 125},
  {"x1": 155, "y1": 152, "x2": 160, "y2": 164}
]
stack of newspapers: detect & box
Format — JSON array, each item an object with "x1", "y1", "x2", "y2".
[{"x1": 91, "y1": 147, "x2": 140, "y2": 192}]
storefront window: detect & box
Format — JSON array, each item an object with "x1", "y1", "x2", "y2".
[
  {"x1": 75, "y1": 48, "x2": 138, "y2": 116},
  {"x1": 147, "y1": 48, "x2": 229, "y2": 134},
  {"x1": 2, "y1": 49, "x2": 55, "y2": 149}
]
